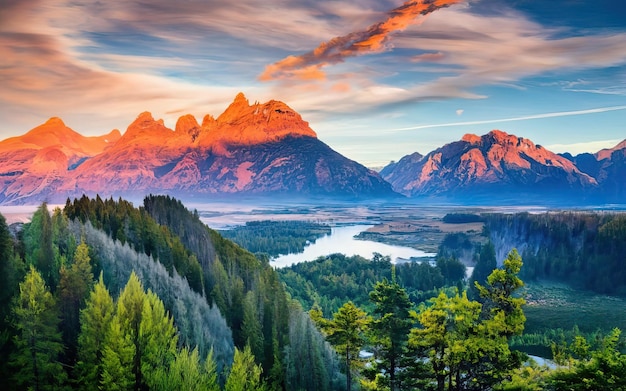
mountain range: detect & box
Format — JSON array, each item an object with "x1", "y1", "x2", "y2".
[
  {"x1": 0, "y1": 93, "x2": 624, "y2": 205},
  {"x1": 380, "y1": 130, "x2": 625, "y2": 203},
  {"x1": 0, "y1": 93, "x2": 395, "y2": 204}
]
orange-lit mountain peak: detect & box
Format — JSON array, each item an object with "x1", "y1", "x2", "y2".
[
  {"x1": 217, "y1": 93, "x2": 252, "y2": 124},
  {"x1": 44, "y1": 117, "x2": 66, "y2": 126},
  {"x1": 175, "y1": 114, "x2": 199, "y2": 132},
  {"x1": 0, "y1": 117, "x2": 119, "y2": 157},
  {"x1": 120, "y1": 112, "x2": 173, "y2": 141},
  {"x1": 596, "y1": 138, "x2": 626, "y2": 161},
  {"x1": 234, "y1": 91, "x2": 248, "y2": 103},
  {"x1": 194, "y1": 93, "x2": 317, "y2": 146},
  {"x1": 461, "y1": 133, "x2": 481, "y2": 144},
  {"x1": 175, "y1": 114, "x2": 202, "y2": 143},
  {"x1": 202, "y1": 114, "x2": 217, "y2": 129}
]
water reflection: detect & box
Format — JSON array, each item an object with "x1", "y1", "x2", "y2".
[{"x1": 271, "y1": 225, "x2": 435, "y2": 268}]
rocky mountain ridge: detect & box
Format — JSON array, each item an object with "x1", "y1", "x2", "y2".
[
  {"x1": 380, "y1": 130, "x2": 625, "y2": 203},
  {"x1": 0, "y1": 93, "x2": 395, "y2": 204},
  {"x1": 1, "y1": 95, "x2": 623, "y2": 205}
]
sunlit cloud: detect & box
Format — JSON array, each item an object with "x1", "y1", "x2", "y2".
[
  {"x1": 1, "y1": 0, "x2": 625, "y2": 167},
  {"x1": 259, "y1": 0, "x2": 464, "y2": 81}
]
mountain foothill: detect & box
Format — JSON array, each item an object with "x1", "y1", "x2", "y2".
[{"x1": 0, "y1": 93, "x2": 624, "y2": 205}]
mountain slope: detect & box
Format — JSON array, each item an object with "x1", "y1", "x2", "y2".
[
  {"x1": 0, "y1": 93, "x2": 396, "y2": 204},
  {"x1": 0, "y1": 118, "x2": 121, "y2": 204},
  {"x1": 381, "y1": 130, "x2": 597, "y2": 202},
  {"x1": 562, "y1": 139, "x2": 626, "y2": 202}
]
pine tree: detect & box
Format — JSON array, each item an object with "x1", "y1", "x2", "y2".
[
  {"x1": 150, "y1": 347, "x2": 220, "y2": 391},
  {"x1": 202, "y1": 349, "x2": 221, "y2": 391},
  {"x1": 26, "y1": 203, "x2": 58, "y2": 290},
  {"x1": 242, "y1": 290, "x2": 264, "y2": 363},
  {"x1": 140, "y1": 290, "x2": 178, "y2": 390},
  {"x1": 75, "y1": 273, "x2": 115, "y2": 390},
  {"x1": 58, "y1": 241, "x2": 94, "y2": 364},
  {"x1": 101, "y1": 316, "x2": 135, "y2": 391},
  {"x1": 411, "y1": 290, "x2": 486, "y2": 391},
  {"x1": 476, "y1": 248, "x2": 526, "y2": 336},
  {"x1": 10, "y1": 266, "x2": 66, "y2": 390},
  {"x1": 369, "y1": 270, "x2": 413, "y2": 391},
  {"x1": 0, "y1": 213, "x2": 23, "y2": 326},
  {"x1": 226, "y1": 345, "x2": 266, "y2": 391},
  {"x1": 316, "y1": 301, "x2": 370, "y2": 391},
  {"x1": 115, "y1": 272, "x2": 146, "y2": 391}
]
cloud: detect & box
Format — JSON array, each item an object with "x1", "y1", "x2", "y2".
[
  {"x1": 412, "y1": 51, "x2": 445, "y2": 62},
  {"x1": 385, "y1": 105, "x2": 626, "y2": 132},
  {"x1": 389, "y1": 7, "x2": 626, "y2": 99},
  {"x1": 259, "y1": 0, "x2": 464, "y2": 81},
  {"x1": 547, "y1": 140, "x2": 624, "y2": 155}
]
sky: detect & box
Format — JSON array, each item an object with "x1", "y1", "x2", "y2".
[{"x1": 1, "y1": 0, "x2": 625, "y2": 167}]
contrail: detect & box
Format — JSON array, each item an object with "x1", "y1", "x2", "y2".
[
  {"x1": 259, "y1": 0, "x2": 464, "y2": 81},
  {"x1": 386, "y1": 105, "x2": 626, "y2": 132}
]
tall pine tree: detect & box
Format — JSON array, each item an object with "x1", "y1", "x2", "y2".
[
  {"x1": 369, "y1": 270, "x2": 413, "y2": 391},
  {"x1": 10, "y1": 266, "x2": 66, "y2": 390},
  {"x1": 75, "y1": 273, "x2": 115, "y2": 390},
  {"x1": 314, "y1": 301, "x2": 370, "y2": 391},
  {"x1": 226, "y1": 345, "x2": 266, "y2": 391},
  {"x1": 58, "y1": 241, "x2": 94, "y2": 365},
  {"x1": 140, "y1": 290, "x2": 178, "y2": 390}
]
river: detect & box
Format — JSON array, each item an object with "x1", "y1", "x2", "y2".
[{"x1": 271, "y1": 224, "x2": 436, "y2": 268}]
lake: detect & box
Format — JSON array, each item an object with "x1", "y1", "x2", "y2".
[{"x1": 271, "y1": 224, "x2": 436, "y2": 268}]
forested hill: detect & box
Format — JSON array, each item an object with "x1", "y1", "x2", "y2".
[
  {"x1": 485, "y1": 212, "x2": 626, "y2": 294},
  {"x1": 0, "y1": 195, "x2": 343, "y2": 391}
]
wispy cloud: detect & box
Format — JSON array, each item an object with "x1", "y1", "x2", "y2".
[
  {"x1": 547, "y1": 139, "x2": 624, "y2": 155},
  {"x1": 1, "y1": 0, "x2": 625, "y2": 149},
  {"x1": 259, "y1": 0, "x2": 464, "y2": 81},
  {"x1": 386, "y1": 106, "x2": 626, "y2": 132}
]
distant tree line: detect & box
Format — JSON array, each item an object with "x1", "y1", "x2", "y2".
[
  {"x1": 278, "y1": 252, "x2": 465, "y2": 317},
  {"x1": 485, "y1": 212, "x2": 626, "y2": 295},
  {"x1": 219, "y1": 220, "x2": 331, "y2": 257},
  {"x1": 442, "y1": 213, "x2": 484, "y2": 224}
]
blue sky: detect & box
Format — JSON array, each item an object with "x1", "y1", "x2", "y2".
[{"x1": 1, "y1": 0, "x2": 625, "y2": 166}]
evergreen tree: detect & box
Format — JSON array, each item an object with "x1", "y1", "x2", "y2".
[
  {"x1": 0, "y1": 213, "x2": 24, "y2": 340},
  {"x1": 58, "y1": 241, "x2": 94, "y2": 364},
  {"x1": 369, "y1": 270, "x2": 413, "y2": 391},
  {"x1": 411, "y1": 249, "x2": 527, "y2": 391},
  {"x1": 475, "y1": 248, "x2": 526, "y2": 337},
  {"x1": 115, "y1": 272, "x2": 146, "y2": 391},
  {"x1": 140, "y1": 290, "x2": 178, "y2": 390},
  {"x1": 0, "y1": 214, "x2": 24, "y2": 384},
  {"x1": 24, "y1": 203, "x2": 57, "y2": 290},
  {"x1": 316, "y1": 301, "x2": 370, "y2": 391},
  {"x1": 150, "y1": 347, "x2": 220, "y2": 391},
  {"x1": 412, "y1": 290, "x2": 491, "y2": 391},
  {"x1": 10, "y1": 266, "x2": 66, "y2": 390},
  {"x1": 242, "y1": 290, "x2": 264, "y2": 364},
  {"x1": 101, "y1": 316, "x2": 135, "y2": 391},
  {"x1": 548, "y1": 328, "x2": 626, "y2": 390},
  {"x1": 75, "y1": 273, "x2": 115, "y2": 390},
  {"x1": 226, "y1": 345, "x2": 266, "y2": 391}
]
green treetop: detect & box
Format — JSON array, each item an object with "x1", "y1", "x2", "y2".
[{"x1": 10, "y1": 266, "x2": 66, "y2": 390}]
